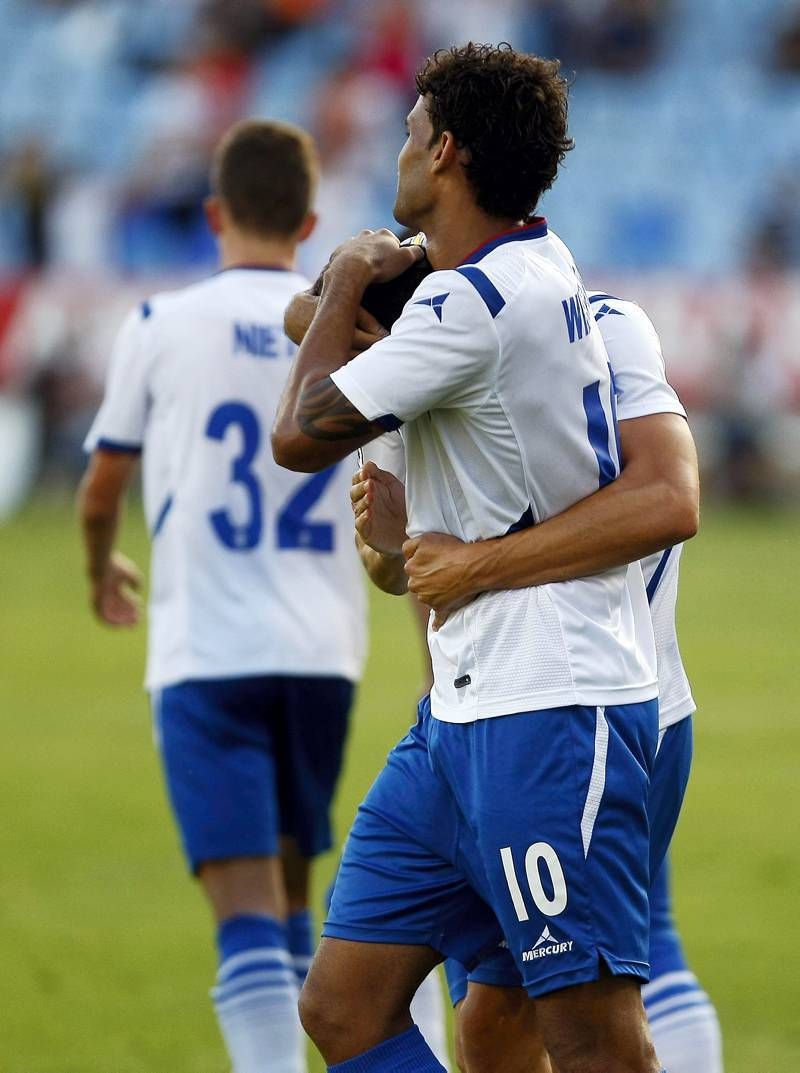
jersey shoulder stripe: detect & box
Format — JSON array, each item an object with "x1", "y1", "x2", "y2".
[
  {"x1": 588, "y1": 292, "x2": 620, "y2": 304},
  {"x1": 456, "y1": 266, "x2": 506, "y2": 318}
]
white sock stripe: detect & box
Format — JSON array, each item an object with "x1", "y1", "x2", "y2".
[
  {"x1": 291, "y1": 954, "x2": 313, "y2": 969},
  {"x1": 641, "y1": 970, "x2": 698, "y2": 1000},
  {"x1": 214, "y1": 986, "x2": 299, "y2": 1015},
  {"x1": 649, "y1": 1004, "x2": 721, "y2": 1037},
  {"x1": 218, "y1": 946, "x2": 292, "y2": 981},
  {"x1": 214, "y1": 967, "x2": 294, "y2": 995},
  {"x1": 646, "y1": 992, "x2": 710, "y2": 1023},
  {"x1": 581, "y1": 707, "x2": 609, "y2": 858}
]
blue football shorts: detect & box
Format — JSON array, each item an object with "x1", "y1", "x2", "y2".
[
  {"x1": 324, "y1": 694, "x2": 661, "y2": 999},
  {"x1": 444, "y1": 715, "x2": 694, "y2": 1005},
  {"x1": 153, "y1": 675, "x2": 354, "y2": 873}
]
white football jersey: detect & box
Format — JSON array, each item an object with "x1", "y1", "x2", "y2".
[
  {"x1": 365, "y1": 290, "x2": 695, "y2": 729},
  {"x1": 85, "y1": 267, "x2": 367, "y2": 690},
  {"x1": 334, "y1": 221, "x2": 657, "y2": 722},
  {"x1": 592, "y1": 291, "x2": 696, "y2": 727}
]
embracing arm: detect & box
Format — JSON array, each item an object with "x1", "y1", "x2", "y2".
[
  {"x1": 284, "y1": 289, "x2": 386, "y2": 354},
  {"x1": 404, "y1": 412, "x2": 699, "y2": 614},
  {"x1": 272, "y1": 231, "x2": 422, "y2": 472},
  {"x1": 354, "y1": 531, "x2": 408, "y2": 596}
]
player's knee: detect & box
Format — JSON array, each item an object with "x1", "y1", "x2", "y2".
[
  {"x1": 544, "y1": 1029, "x2": 658, "y2": 1073},
  {"x1": 298, "y1": 975, "x2": 347, "y2": 1051},
  {"x1": 458, "y1": 987, "x2": 545, "y2": 1073},
  {"x1": 457, "y1": 1001, "x2": 503, "y2": 1072}
]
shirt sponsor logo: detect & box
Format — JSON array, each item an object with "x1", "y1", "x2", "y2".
[{"x1": 521, "y1": 925, "x2": 574, "y2": 962}]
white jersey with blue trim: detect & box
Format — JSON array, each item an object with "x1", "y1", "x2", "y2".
[
  {"x1": 590, "y1": 290, "x2": 696, "y2": 727},
  {"x1": 366, "y1": 289, "x2": 695, "y2": 729},
  {"x1": 334, "y1": 221, "x2": 657, "y2": 723},
  {"x1": 85, "y1": 267, "x2": 367, "y2": 690}
]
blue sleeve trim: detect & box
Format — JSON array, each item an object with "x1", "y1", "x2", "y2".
[
  {"x1": 151, "y1": 494, "x2": 173, "y2": 538},
  {"x1": 646, "y1": 547, "x2": 673, "y2": 603},
  {"x1": 588, "y1": 292, "x2": 620, "y2": 304},
  {"x1": 141, "y1": 300, "x2": 152, "y2": 319},
  {"x1": 375, "y1": 413, "x2": 404, "y2": 432},
  {"x1": 456, "y1": 266, "x2": 506, "y2": 319},
  {"x1": 96, "y1": 438, "x2": 142, "y2": 454}
]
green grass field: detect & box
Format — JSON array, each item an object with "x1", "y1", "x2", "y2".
[{"x1": 1, "y1": 498, "x2": 798, "y2": 1072}]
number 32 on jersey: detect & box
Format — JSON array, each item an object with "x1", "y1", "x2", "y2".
[{"x1": 205, "y1": 400, "x2": 339, "y2": 553}]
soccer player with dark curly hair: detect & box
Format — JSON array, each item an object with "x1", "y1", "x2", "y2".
[{"x1": 273, "y1": 43, "x2": 682, "y2": 1073}]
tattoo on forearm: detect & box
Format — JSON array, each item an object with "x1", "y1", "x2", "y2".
[{"x1": 298, "y1": 377, "x2": 376, "y2": 441}]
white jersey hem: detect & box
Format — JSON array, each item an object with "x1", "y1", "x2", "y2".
[
  {"x1": 146, "y1": 659, "x2": 362, "y2": 691},
  {"x1": 430, "y1": 678, "x2": 659, "y2": 723}
]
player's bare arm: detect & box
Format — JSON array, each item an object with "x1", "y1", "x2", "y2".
[
  {"x1": 351, "y1": 461, "x2": 408, "y2": 556},
  {"x1": 77, "y1": 449, "x2": 142, "y2": 627},
  {"x1": 284, "y1": 288, "x2": 387, "y2": 356},
  {"x1": 272, "y1": 230, "x2": 423, "y2": 472},
  {"x1": 350, "y1": 461, "x2": 409, "y2": 596},
  {"x1": 354, "y1": 531, "x2": 407, "y2": 596},
  {"x1": 404, "y1": 411, "x2": 699, "y2": 622}
]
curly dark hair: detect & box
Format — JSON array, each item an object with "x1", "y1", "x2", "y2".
[{"x1": 415, "y1": 43, "x2": 574, "y2": 220}]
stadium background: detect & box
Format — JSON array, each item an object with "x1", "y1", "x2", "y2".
[{"x1": 0, "y1": 1, "x2": 797, "y2": 1070}]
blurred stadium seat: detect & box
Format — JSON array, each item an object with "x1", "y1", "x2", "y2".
[{"x1": 0, "y1": 0, "x2": 798, "y2": 499}]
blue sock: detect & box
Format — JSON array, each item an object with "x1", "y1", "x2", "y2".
[
  {"x1": 213, "y1": 914, "x2": 303, "y2": 1073},
  {"x1": 286, "y1": 909, "x2": 314, "y2": 985},
  {"x1": 328, "y1": 1026, "x2": 446, "y2": 1073}
]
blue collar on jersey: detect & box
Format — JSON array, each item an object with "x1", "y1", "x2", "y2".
[
  {"x1": 459, "y1": 217, "x2": 548, "y2": 265},
  {"x1": 215, "y1": 264, "x2": 294, "y2": 274}
]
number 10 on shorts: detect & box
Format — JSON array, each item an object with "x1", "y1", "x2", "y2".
[{"x1": 501, "y1": 842, "x2": 568, "y2": 921}]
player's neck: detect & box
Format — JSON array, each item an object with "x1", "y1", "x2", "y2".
[
  {"x1": 422, "y1": 204, "x2": 521, "y2": 271},
  {"x1": 219, "y1": 230, "x2": 298, "y2": 272}
]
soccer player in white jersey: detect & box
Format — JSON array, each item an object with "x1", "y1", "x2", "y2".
[
  {"x1": 271, "y1": 44, "x2": 696, "y2": 1073},
  {"x1": 289, "y1": 269, "x2": 717, "y2": 1071},
  {"x1": 78, "y1": 120, "x2": 367, "y2": 1073},
  {"x1": 373, "y1": 290, "x2": 721, "y2": 1073}
]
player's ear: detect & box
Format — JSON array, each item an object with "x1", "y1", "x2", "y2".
[
  {"x1": 431, "y1": 130, "x2": 460, "y2": 174},
  {"x1": 204, "y1": 195, "x2": 223, "y2": 236},
  {"x1": 296, "y1": 211, "x2": 318, "y2": 243}
]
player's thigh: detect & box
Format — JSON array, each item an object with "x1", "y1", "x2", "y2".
[
  {"x1": 275, "y1": 675, "x2": 355, "y2": 860},
  {"x1": 429, "y1": 702, "x2": 659, "y2": 1000},
  {"x1": 325, "y1": 700, "x2": 504, "y2": 970},
  {"x1": 153, "y1": 677, "x2": 281, "y2": 876},
  {"x1": 649, "y1": 716, "x2": 693, "y2": 877}
]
